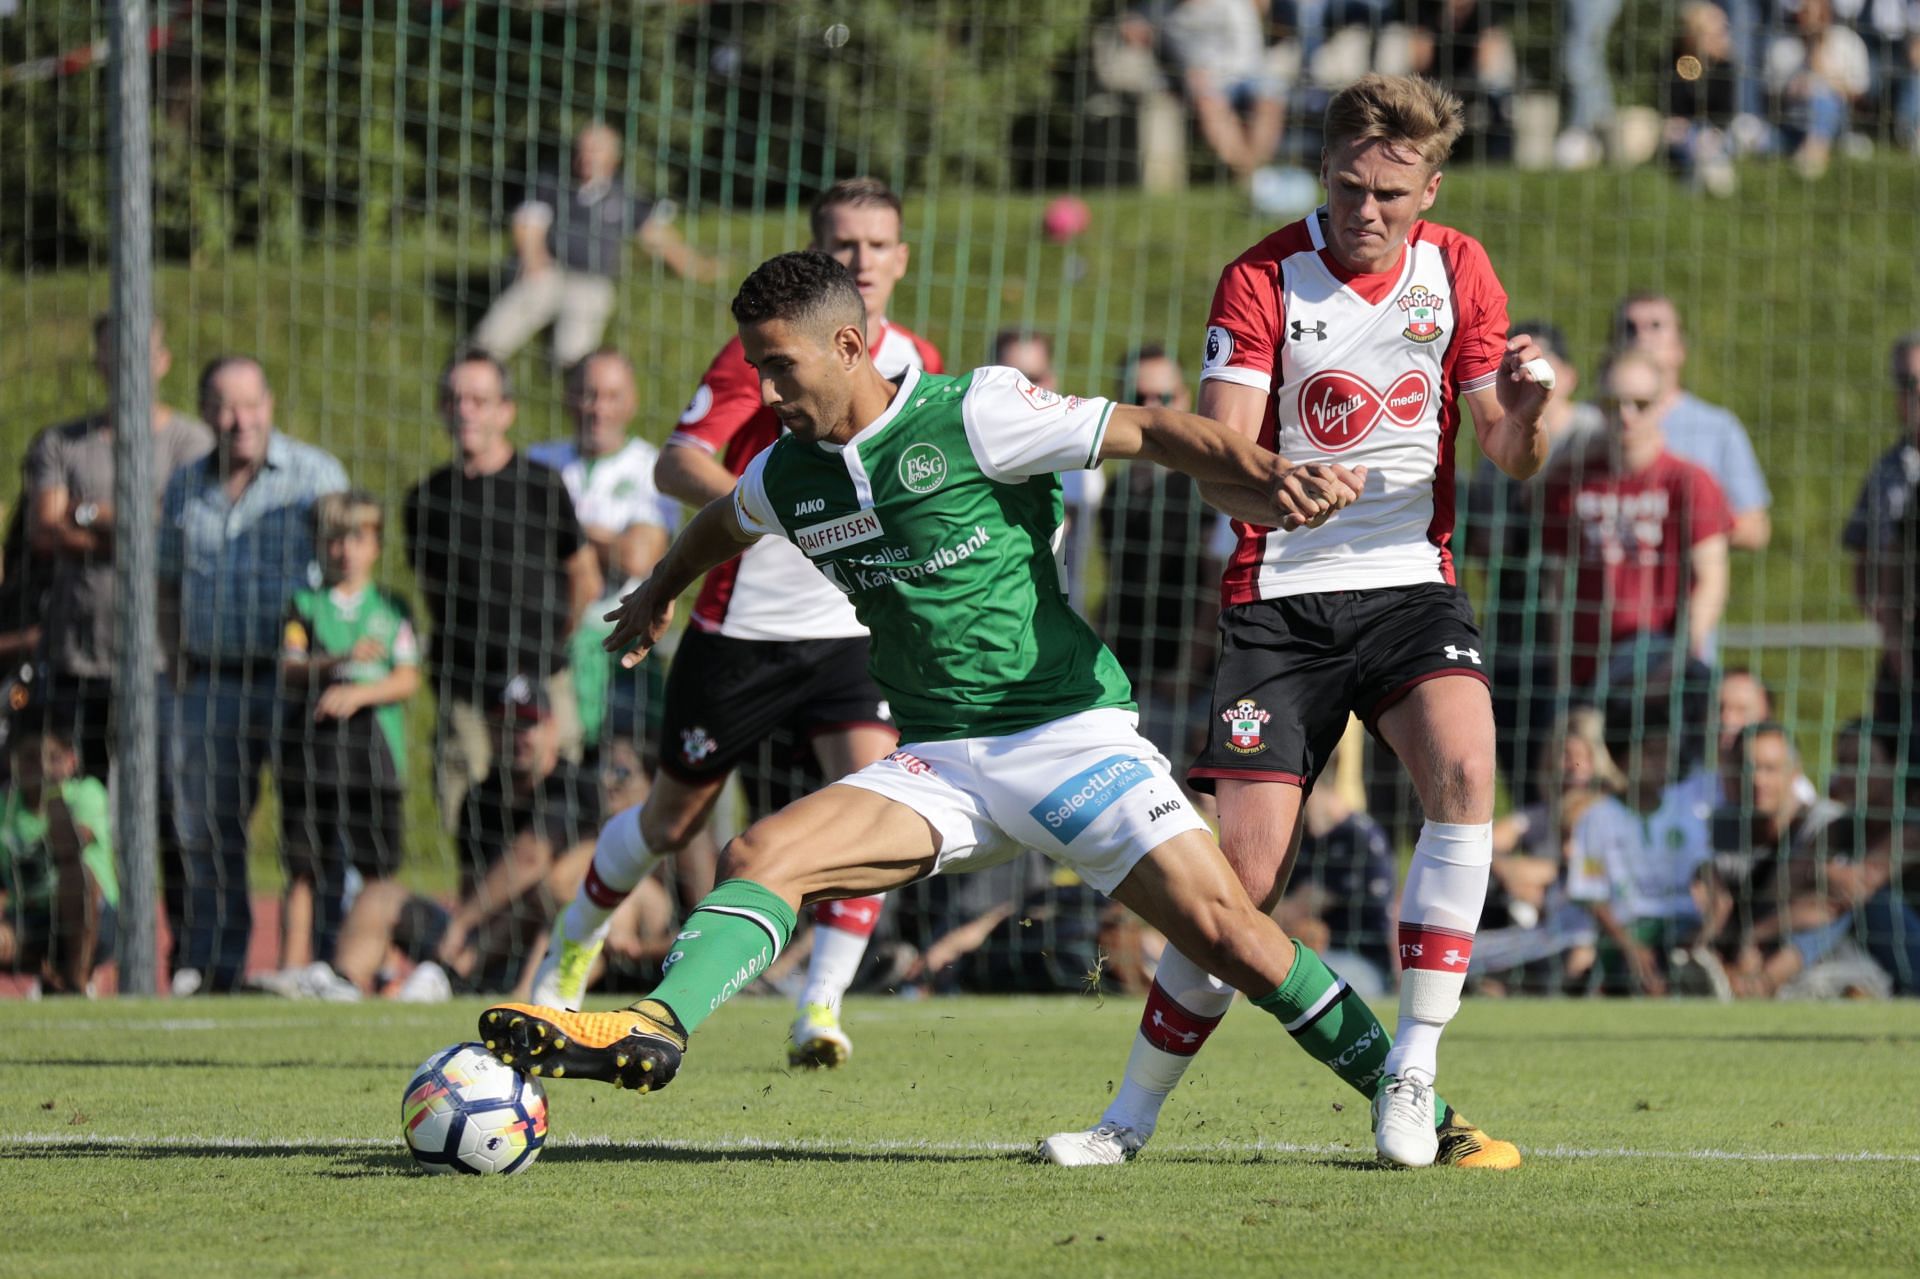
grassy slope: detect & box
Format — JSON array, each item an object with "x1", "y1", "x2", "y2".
[
  {"x1": 3, "y1": 159, "x2": 1916, "y2": 883},
  {"x1": 1, "y1": 996, "x2": 1917, "y2": 1278}
]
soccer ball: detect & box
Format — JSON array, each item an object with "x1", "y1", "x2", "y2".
[{"x1": 401, "y1": 1042, "x2": 549, "y2": 1175}]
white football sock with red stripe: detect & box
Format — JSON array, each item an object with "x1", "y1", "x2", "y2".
[
  {"x1": 1100, "y1": 946, "x2": 1234, "y2": 1137},
  {"x1": 558, "y1": 804, "x2": 658, "y2": 947},
  {"x1": 798, "y1": 895, "x2": 884, "y2": 1013},
  {"x1": 1385, "y1": 819, "x2": 1492, "y2": 1082}
]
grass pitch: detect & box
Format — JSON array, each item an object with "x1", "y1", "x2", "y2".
[{"x1": 2, "y1": 995, "x2": 1916, "y2": 1278}]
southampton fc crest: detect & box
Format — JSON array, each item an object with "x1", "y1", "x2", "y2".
[
  {"x1": 1222, "y1": 698, "x2": 1272, "y2": 755},
  {"x1": 1396, "y1": 285, "x2": 1446, "y2": 344}
]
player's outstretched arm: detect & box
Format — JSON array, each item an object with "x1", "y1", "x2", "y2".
[
  {"x1": 1469, "y1": 333, "x2": 1557, "y2": 481},
  {"x1": 603, "y1": 494, "x2": 758, "y2": 668},
  {"x1": 1100, "y1": 400, "x2": 1366, "y2": 532}
]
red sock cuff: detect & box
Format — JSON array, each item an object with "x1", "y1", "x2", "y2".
[
  {"x1": 1397, "y1": 923, "x2": 1475, "y2": 972},
  {"x1": 1140, "y1": 979, "x2": 1227, "y2": 1055},
  {"x1": 582, "y1": 861, "x2": 625, "y2": 910},
  {"x1": 810, "y1": 895, "x2": 883, "y2": 938}
]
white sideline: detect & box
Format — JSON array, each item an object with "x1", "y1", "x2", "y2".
[{"x1": 5, "y1": 1132, "x2": 1919, "y2": 1164}]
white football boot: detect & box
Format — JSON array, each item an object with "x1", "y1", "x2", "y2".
[
  {"x1": 1373, "y1": 1069, "x2": 1440, "y2": 1167},
  {"x1": 1036, "y1": 1123, "x2": 1147, "y2": 1166}
]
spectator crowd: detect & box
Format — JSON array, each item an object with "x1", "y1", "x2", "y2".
[
  {"x1": 1101, "y1": 3, "x2": 1919, "y2": 190},
  {"x1": 3, "y1": 77, "x2": 1918, "y2": 1006}
]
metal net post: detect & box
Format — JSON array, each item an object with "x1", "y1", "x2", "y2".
[{"x1": 110, "y1": 0, "x2": 158, "y2": 995}]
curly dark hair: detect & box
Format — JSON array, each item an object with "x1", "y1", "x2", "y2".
[{"x1": 730, "y1": 250, "x2": 865, "y2": 335}]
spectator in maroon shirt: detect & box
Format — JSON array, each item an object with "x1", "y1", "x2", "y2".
[{"x1": 1544, "y1": 349, "x2": 1733, "y2": 694}]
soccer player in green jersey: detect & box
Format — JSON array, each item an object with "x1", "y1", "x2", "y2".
[{"x1": 479, "y1": 251, "x2": 1478, "y2": 1166}]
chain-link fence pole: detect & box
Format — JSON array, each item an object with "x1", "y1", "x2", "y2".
[{"x1": 110, "y1": 0, "x2": 158, "y2": 996}]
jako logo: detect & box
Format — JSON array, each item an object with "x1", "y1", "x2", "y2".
[
  {"x1": 1029, "y1": 754, "x2": 1153, "y2": 843},
  {"x1": 794, "y1": 497, "x2": 827, "y2": 516},
  {"x1": 1148, "y1": 800, "x2": 1183, "y2": 821}
]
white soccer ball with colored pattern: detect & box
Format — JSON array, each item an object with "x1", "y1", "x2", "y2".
[{"x1": 402, "y1": 1042, "x2": 549, "y2": 1175}]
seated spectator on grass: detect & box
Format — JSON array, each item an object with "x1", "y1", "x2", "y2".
[
  {"x1": 1543, "y1": 349, "x2": 1733, "y2": 697},
  {"x1": 0, "y1": 716, "x2": 115, "y2": 995},
  {"x1": 1610, "y1": 292, "x2": 1771, "y2": 551},
  {"x1": 1765, "y1": 0, "x2": 1871, "y2": 178},
  {"x1": 528, "y1": 349, "x2": 673, "y2": 809},
  {"x1": 1463, "y1": 319, "x2": 1603, "y2": 794},
  {"x1": 1490, "y1": 706, "x2": 1625, "y2": 927},
  {"x1": 1819, "y1": 720, "x2": 1920, "y2": 991},
  {"x1": 1694, "y1": 722, "x2": 1920, "y2": 997},
  {"x1": 260, "y1": 492, "x2": 421, "y2": 994},
  {"x1": 1662, "y1": 1, "x2": 1744, "y2": 195},
  {"x1": 1564, "y1": 683, "x2": 1715, "y2": 996},
  {"x1": 1842, "y1": 332, "x2": 1920, "y2": 747},
  {"x1": 315, "y1": 679, "x2": 602, "y2": 1002},
  {"x1": 1407, "y1": 0, "x2": 1516, "y2": 159},
  {"x1": 1160, "y1": 0, "x2": 1295, "y2": 179},
  {"x1": 1274, "y1": 765, "x2": 1395, "y2": 998},
  {"x1": 160, "y1": 356, "x2": 348, "y2": 996},
  {"x1": 469, "y1": 122, "x2": 721, "y2": 369}
]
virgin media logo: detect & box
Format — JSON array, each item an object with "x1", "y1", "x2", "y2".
[{"x1": 1295, "y1": 369, "x2": 1431, "y2": 451}]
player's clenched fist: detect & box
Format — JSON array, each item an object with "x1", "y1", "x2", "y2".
[{"x1": 1274, "y1": 461, "x2": 1368, "y2": 531}]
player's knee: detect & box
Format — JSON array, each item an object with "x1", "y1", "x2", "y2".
[
  {"x1": 1431, "y1": 749, "x2": 1495, "y2": 819},
  {"x1": 1179, "y1": 896, "x2": 1269, "y2": 986}
]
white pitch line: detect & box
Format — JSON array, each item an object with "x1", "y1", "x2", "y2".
[{"x1": 5, "y1": 1132, "x2": 1918, "y2": 1164}]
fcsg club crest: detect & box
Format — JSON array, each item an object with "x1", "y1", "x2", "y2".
[
  {"x1": 1396, "y1": 285, "x2": 1446, "y2": 344},
  {"x1": 1223, "y1": 697, "x2": 1272, "y2": 754}
]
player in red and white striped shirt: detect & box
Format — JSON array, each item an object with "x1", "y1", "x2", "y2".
[
  {"x1": 531, "y1": 180, "x2": 940, "y2": 1069},
  {"x1": 1045, "y1": 75, "x2": 1548, "y2": 1170}
]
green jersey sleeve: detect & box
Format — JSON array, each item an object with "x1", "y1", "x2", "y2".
[{"x1": 960, "y1": 365, "x2": 1116, "y2": 481}]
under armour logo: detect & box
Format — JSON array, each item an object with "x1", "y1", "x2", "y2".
[
  {"x1": 1151, "y1": 1009, "x2": 1200, "y2": 1045},
  {"x1": 1291, "y1": 319, "x2": 1328, "y2": 341},
  {"x1": 1444, "y1": 645, "x2": 1481, "y2": 665},
  {"x1": 1442, "y1": 948, "x2": 1469, "y2": 967}
]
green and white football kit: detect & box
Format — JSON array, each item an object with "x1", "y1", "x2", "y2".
[{"x1": 731, "y1": 364, "x2": 1210, "y2": 894}]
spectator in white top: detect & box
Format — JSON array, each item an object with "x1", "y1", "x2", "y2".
[
  {"x1": 1610, "y1": 292, "x2": 1772, "y2": 551},
  {"x1": 471, "y1": 122, "x2": 722, "y2": 369},
  {"x1": 1160, "y1": 0, "x2": 1294, "y2": 180},
  {"x1": 527, "y1": 348, "x2": 674, "y2": 802},
  {"x1": 1565, "y1": 682, "x2": 1716, "y2": 996}
]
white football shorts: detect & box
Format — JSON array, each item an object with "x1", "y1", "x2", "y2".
[{"x1": 836, "y1": 706, "x2": 1211, "y2": 895}]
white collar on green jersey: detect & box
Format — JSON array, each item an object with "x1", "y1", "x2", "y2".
[{"x1": 816, "y1": 365, "x2": 922, "y2": 455}]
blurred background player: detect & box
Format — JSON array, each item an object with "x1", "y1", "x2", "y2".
[
  {"x1": 1044, "y1": 73, "x2": 1544, "y2": 1169},
  {"x1": 529, "y1": 178, "x2": 941, "y2": 1069}
]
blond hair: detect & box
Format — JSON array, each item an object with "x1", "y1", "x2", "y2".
[
  {"x1": 313, "y1": 489, "x2": 384, "y2": 543},
  {"x1": 1322, "y1": 73, "x2": 1465, "y2": 171}
]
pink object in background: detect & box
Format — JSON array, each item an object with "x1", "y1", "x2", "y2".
[{"x1": 1042, "y1": 195, "x2": 1091, "y2": 243}]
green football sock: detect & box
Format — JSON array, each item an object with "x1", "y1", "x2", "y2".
[
  {"x1": 1252, "y1": 942, "x2": 1455, "y2": 1125},
  {"x1": 643, "y1": 879, "x2": 797, "y2": 1036}
]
